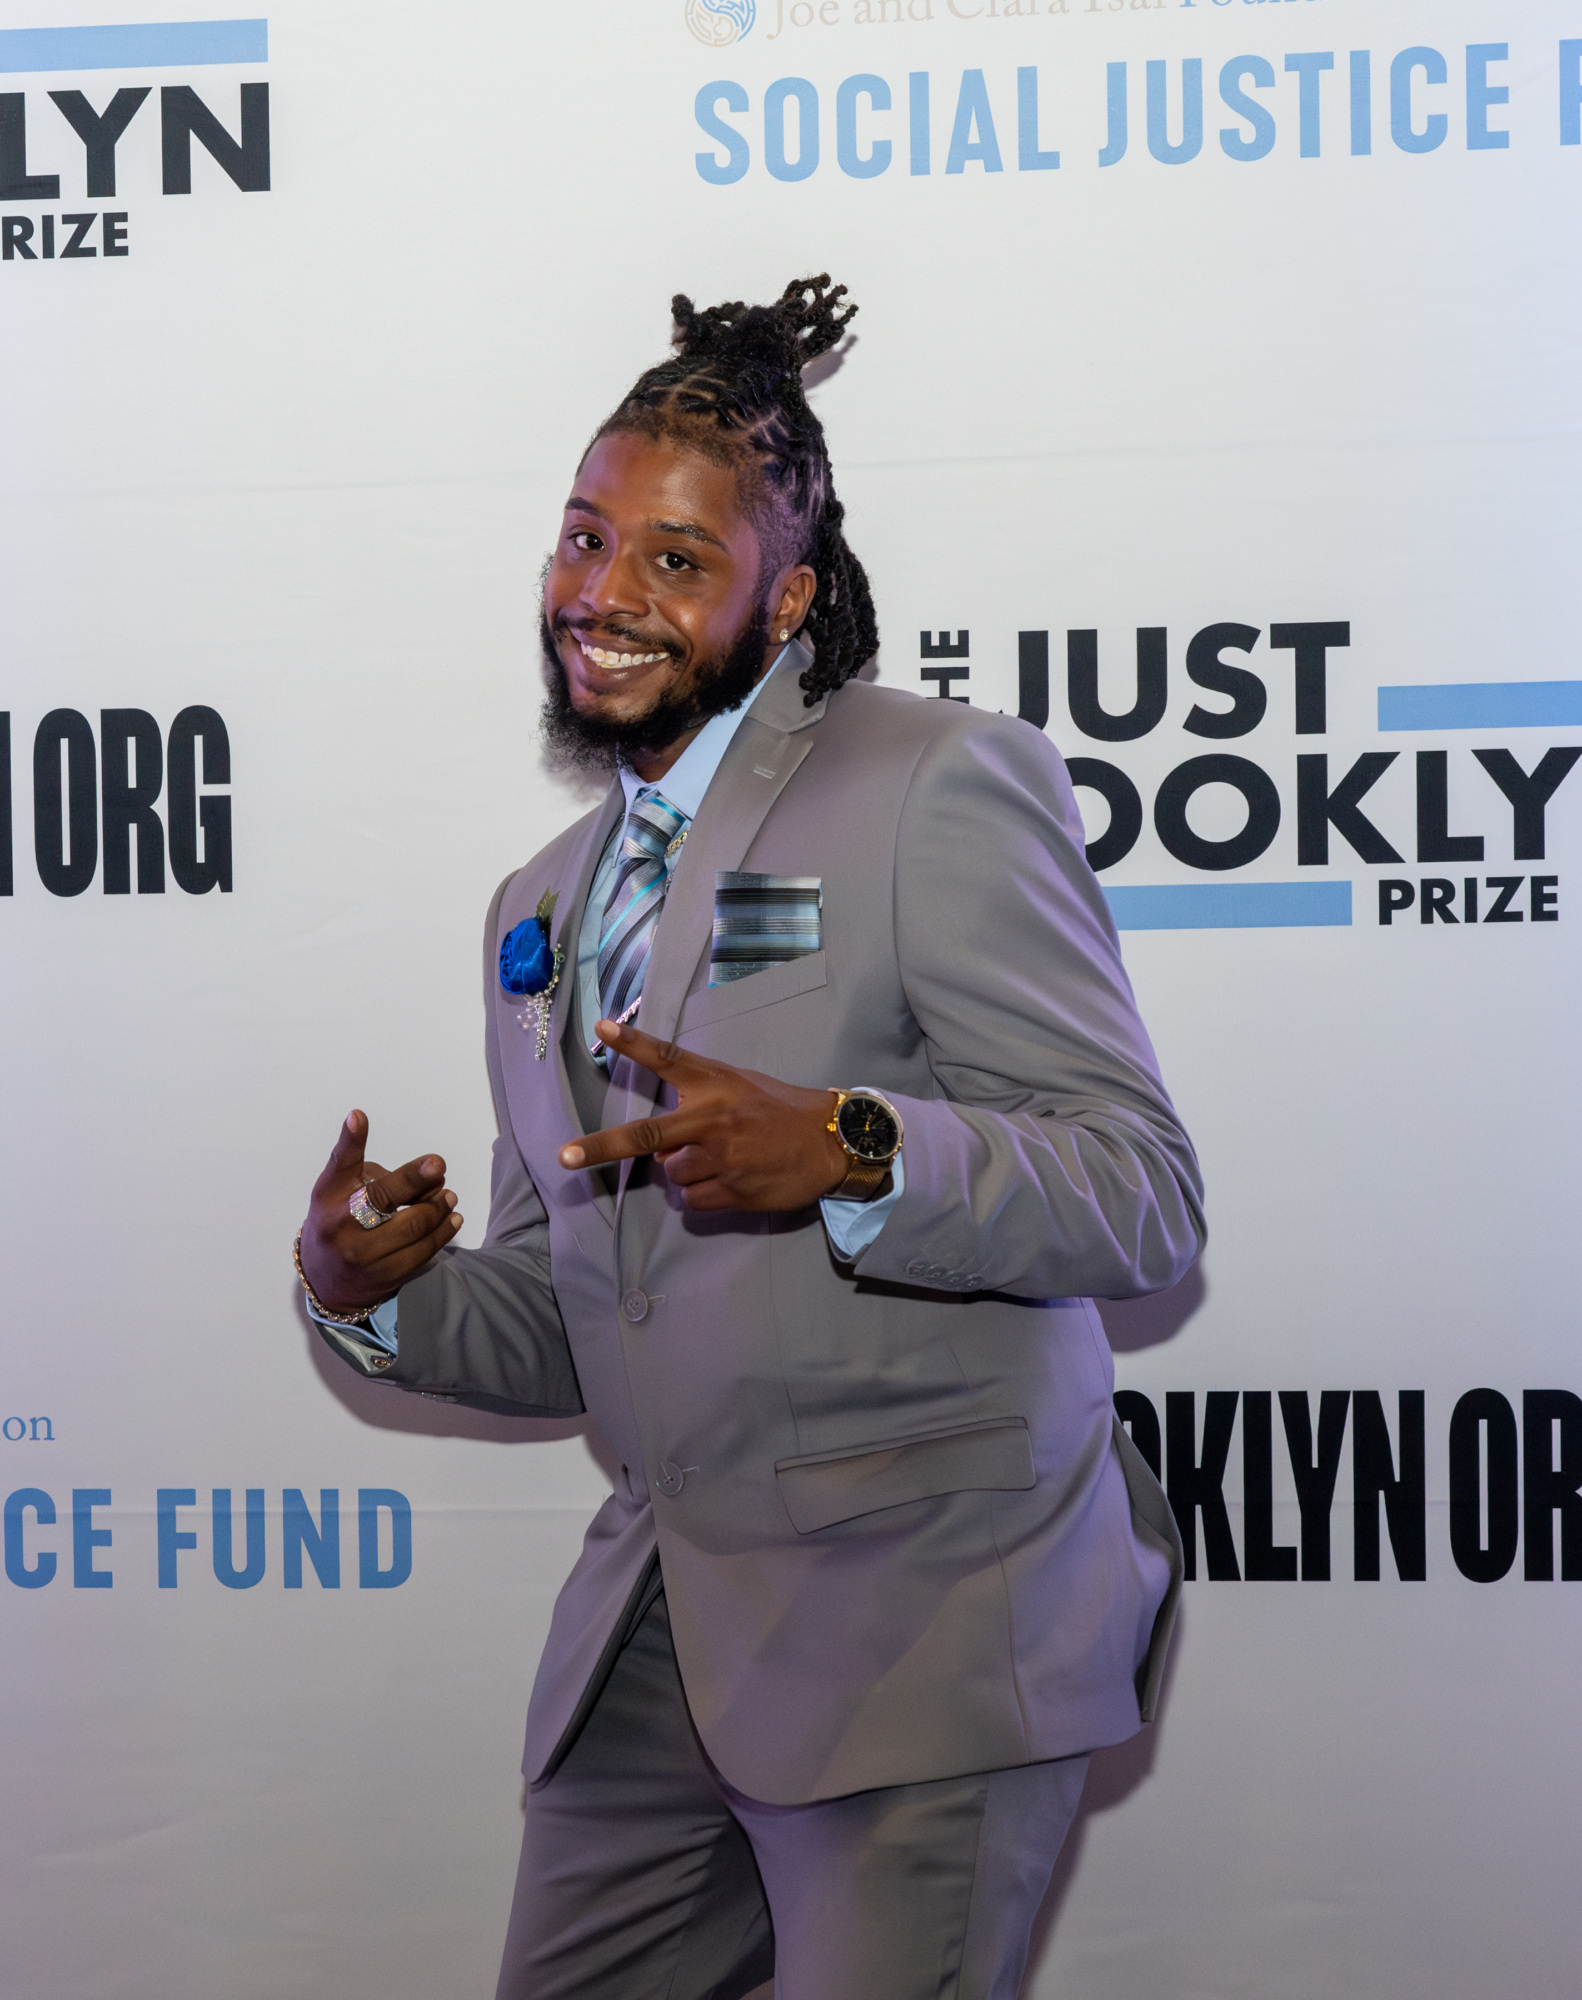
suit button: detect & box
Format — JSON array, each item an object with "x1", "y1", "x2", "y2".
[
  {"x1": 621, "y1": 1289, "x2": 650, "y2": 1323},
  {"x1": 656, "y1": 1460, "x2": 685, "y2": 1496}
]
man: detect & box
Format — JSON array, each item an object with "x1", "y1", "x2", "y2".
[{"x1": 296, "y1": 276, "x2": 1204, "y2": 2000}]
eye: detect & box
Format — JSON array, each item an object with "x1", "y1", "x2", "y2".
[
  {"x1": 656, "y1": 550, "x2": 698, "y2": 574},
  {"x1": 569, "y1": 530, "x2": 604, "y2": 552}
]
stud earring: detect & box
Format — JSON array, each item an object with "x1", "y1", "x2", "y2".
[{"x1": 778, "y1": 628, "x2": 790, "y2": 641}]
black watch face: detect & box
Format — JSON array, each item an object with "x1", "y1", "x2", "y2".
[{"x1": 837, "y1": 1095, "x2": 899, "y2": 1161}]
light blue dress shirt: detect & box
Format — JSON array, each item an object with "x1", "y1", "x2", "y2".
[{"x1": 330, "y1": 652, "x2": 899, "y2": 1361}]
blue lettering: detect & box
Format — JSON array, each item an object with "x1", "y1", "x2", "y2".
[
  {"x1": 5, "y1": 1488, "x2": 55, "y2": 1588},
  {"x1": 1466, "y1": 44, "x2": 1509, "y2": 152},
  {"x1": 1147, "y1": 58, "x2": 1203, "y2": 165},
  {"x1": 1391, "y1": 47, "x2": 1447, "y2": 155},
  {"x1": 1099, "y1": 62, "x2": 1127, "y2": 167},
  {"x1": 765, "y1": 76, "x2": 819, "y2": 181},
  {"x1": 157, "y1": 1487, "x2": 197, "y2": 1588},
  {"x1": 212, "y1": 1486, "x2": 265, "y2": 1589},
  {"x1": 72, "y1": 1487, "x2": 112, "y2": 1588},
  {"x1": 1350, "y1": 49, "x2": 1371, "y2": 155},
  {"x1": 283, "y1": 1488, "x2": 340, "y2": 1589},
  {"x1": 1284, "y1": 51, "x2": 1333, "y2": 159},
  {"x1": 695, "y1": 80, "x2": 749, "y2": 185},
  {"x1": 359, "y1": 1488, "x2": 412, "y2": 1589},
  {"x1": 1219, "y1": 56, "x2": 1275, "y2": 163},
  {"x1": 945, "y1": 69, "x2": 1002, "y2": 175},
  {"x1": 1564, "y1": 40, "x2": 1582, "y2": 146},
  {"x1": 1017, "y1": 67, "x2": 1059, "y2": 171},
  {"x1": 909, "y1": 69, "x2": 929, "y2": 175},
  {"x1": 837, "y1": 73, "x2": 890, "y2": 178}
]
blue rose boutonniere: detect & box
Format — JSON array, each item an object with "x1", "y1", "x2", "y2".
[{"x1": 500, "y1": 889, "x2": 565, "y2": 1059}]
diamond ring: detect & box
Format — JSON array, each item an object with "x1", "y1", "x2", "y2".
[{"x1": 349, "y1": 1183, "x2": 395, "y2": 1230}]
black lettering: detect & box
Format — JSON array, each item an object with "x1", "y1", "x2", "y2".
[
  {"x1": 1531, "y1": 875, "x2": 1559, "y2": 922},
  {"x1": 919, "y1": 630, "x2": 968, "y2": 658},
  {"x1": 100, "y1": 709, "x2": 165, "y2": 894},
  {"x1": 1066, "y1": 757, "x2": 1142, "y2": 872},
  {"x1": 2, "y1": 213, "x2": 35, "y2": 259},
  {"x1": 1470, "y1": 747, "x2": 1581, "y2": 860},
  {"x1": 0, "y1": 94, "x2": 61, "y2": 201},
  {"x1": 1448, "y1": 1389, "x2": 1518, "y2": 1582},
  {"x1": 102, "y1": 211, "x2": 128, "y2": 256},
  {"x1": 32, "y1": 709, "x2": 97, "y2": 896},
  {"x1": 1016, "y1": 631, "x2": 1049, "y2": 729},
  {"x1": 1416, "y1": 750, "x2": 1484, "y2": 863},
  {"x1": 920, "y1": 666, "x2": 970, "y2": 701},
  {"x1": 1113, "y1": 1389, "x2": 1161, "y2": 1480},
  {"x1": 1154, "y1": 755, "x2": 1280, "y2": 872},
  {"x1": 167, "y1": 706, "x2": 232, "y2": 894},
  {"x1": 1166, "y1": 1390, "x2": 1241, "y2": 1581},
  {"x1": 1067, "y1": 628, "x2": 1168, "y2": 741},
  {"x1": 47, "y1": 88, "x2": 149, "y2": 198},
  {"x1": 1379, "y1": 879, "x2": 1414, "y2": 923},
  {"x1": 1279, "y1": 1390, "x2": 1349, "y2": 1580},
  {"x1": 1523, "y1": 1390, "x2": 1582, "y2": 1581},
  {"x1": 1463, "y1": 876, "x2": 1478, "y2": 924},
  {"x1": 41, "y1": 212, "x2": 53, "y2": 258},
  {"x1": 0, "y1": 711, "x2": 11, "y2": 894},
  {"x1": 58, "y1": 212, "x2": 96, "y2": 259},
  {"x1": 1483, "y1": 875, "x2": 1523, "y2": 923},
  {"x1": 1182, "y1": 623, "x2": 1265, "y2": 739},
  {"x1": 161, "y1": 82, "x2": 270, "y2": 195},
  {"x1": 1420, "y1": 878, "x2": 1457, "y2": 924},
  {"x1": 1296, "y1": 752, "x2": 1401, "y2": 865},
  {"x1": 1242, "y1": 1392, "x2": 1298, "y2": 1580},
  {"x1": 1352, "y1": 1390, "x2": 1426, "y2": 1581},
  {"x1": 1268, "y1": 620, "x2": 1349, "y2": 734}
]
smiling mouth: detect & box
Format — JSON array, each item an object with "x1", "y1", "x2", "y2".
[{"x1": 576, "y1": 638, "x2": 671, "y2": 670}]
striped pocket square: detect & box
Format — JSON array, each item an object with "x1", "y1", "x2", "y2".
[{"x1": 710, "y1": 872, "x2": 823, "y2": 986}]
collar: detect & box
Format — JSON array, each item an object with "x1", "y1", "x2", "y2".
[{"x1": 617, "y1": 643, "x2": 796, "y2": 820}]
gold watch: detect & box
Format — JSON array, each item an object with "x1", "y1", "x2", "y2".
[{"x1": 826, "y1": 1087, "x2": 904, "y2": 1201}]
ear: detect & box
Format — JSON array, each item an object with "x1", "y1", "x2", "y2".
[{"x1": 769, "y1": 564, "x2": 818, "y2": 643}]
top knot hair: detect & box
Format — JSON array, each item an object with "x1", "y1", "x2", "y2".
[{"x1": 592, "y1": 275, "x2": 878, "y2": 705}]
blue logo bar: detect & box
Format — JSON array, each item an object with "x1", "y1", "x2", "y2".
[
  {"x1": 1377, "y1": 681, "x2": 1582, "y2": 730},
  {"x1": 0, "y1": 19, "x2": 266, "y2": 73},
  {"x1": 1105, "y1": 881, "x2": 1353, "y2": 931}
]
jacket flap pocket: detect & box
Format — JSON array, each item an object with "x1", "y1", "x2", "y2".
[
  {"x1": 677, "y1": 949, "x2": 828, "y2": 1035},
  {"x1": 775, "y1": 1416, "x2": 1033, "y2": 1535}
]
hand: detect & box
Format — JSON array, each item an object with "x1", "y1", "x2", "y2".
[
  {"x1": 299, "y1": 1110, "x2": 463, "y2": 1313},
  {"x1": 558, "y1": 1021, "x2": 849, "y2": 1212}
]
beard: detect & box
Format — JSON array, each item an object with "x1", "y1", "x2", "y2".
[{"x1": 539, "y1": 597, "x2": 773, "y2": 774}]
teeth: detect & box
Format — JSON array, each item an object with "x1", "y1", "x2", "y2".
[{"x1": 579, "y1": 641, "x2": 668, "y2": 669}]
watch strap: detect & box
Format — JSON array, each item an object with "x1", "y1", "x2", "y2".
[{"x1": 831, "y1": 1157, "x2": 892, "y2": 1202}]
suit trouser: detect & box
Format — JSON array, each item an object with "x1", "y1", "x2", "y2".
[{"x1": 495, "y1": 1589, "x2": 1089, "y2": 2000}]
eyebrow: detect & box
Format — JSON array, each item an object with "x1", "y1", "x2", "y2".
[{"x1": 563, "y1": 496, "x2": 727, "y2": 553}]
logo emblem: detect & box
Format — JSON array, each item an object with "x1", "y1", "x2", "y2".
[{"x1": 685, "y1": 0, "x2": 755, "y2": 48}]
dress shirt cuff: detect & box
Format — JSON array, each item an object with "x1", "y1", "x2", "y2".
[
  {"x1": 305, "y1": 1293, "x2": 401, "y2": 1374},
  {"x1": 820, "y1": 1155, "x2": 905, "y2": 1263}
]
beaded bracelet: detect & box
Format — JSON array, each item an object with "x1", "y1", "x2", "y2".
[{"x1": 292, "y1": 1229, "x2": 373, "y2": 1328}]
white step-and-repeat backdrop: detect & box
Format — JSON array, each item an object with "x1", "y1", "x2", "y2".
[{"x1": 3, "y1": 2, "x2": 1578, "y2": 1994}]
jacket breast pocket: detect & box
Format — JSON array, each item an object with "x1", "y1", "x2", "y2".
[
  {"x1": 677, "y1": 948, "x2": 827, "y2": 1036},
  {"x1": 774, "y1": 1415, "x2": 1034, "y2": 1535}
]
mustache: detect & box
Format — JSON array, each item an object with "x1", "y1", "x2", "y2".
[{"x1": 553, "y1": 612, "x2": 680, "y2": 660}]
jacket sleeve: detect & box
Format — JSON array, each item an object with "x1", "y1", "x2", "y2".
[
  {"x1": 341, "y1": 873, "x2": 585, "y2": 1417},
  {"x1": 851, "y1": 714, "x2": 1206, "y2": 1302}
]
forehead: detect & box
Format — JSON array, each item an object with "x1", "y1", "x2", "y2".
[{"x1": 567, "y1": 431, "x2": 754, "y2": 548}]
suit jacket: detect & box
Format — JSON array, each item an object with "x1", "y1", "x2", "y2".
[{"x1": 348, "y1": 644, "x2": 1205, "y2": 1806}]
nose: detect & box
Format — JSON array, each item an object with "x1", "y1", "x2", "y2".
[{"x1": 574, "y1": 545, "x2": 647, "y2": 626}]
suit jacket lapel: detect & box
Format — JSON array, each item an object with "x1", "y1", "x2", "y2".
[{"x1": 609, "y1": 643, "x2": 828, "y2": 1149}]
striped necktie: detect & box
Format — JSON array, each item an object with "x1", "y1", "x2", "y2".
[{"x1": 596, "y1": 791, "x2": 689, "y2": 1034}]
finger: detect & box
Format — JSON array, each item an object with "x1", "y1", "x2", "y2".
[
  {"x1": 362, "y1": 1199, "x2": 464, "y2": 1278},
  {"x1": 319, "y1": 1110, "x2": 367, "y2": 1186},
  {"x1": 341, "y1": 1210, "x2": 467, "y2": 1304},
  {"x1": 362, "y1": 1153, "x2": 448, "y2": 1213},
  {"x1": 338, "y1": 1185, "x2": 456, "y2": 1260},
  {"x1": 658, "y1": 1145, "x2": 715, "y2": 1187},
  {"x1": 559, "y1": 1110, "x2": 706, "y2": 1171},
  {"x1": 596, "y1": 1021, "x2": 717, "y2": 1086}
]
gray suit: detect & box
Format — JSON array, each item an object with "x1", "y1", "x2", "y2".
[{"x1": 353, "y1": 645, "x2": 1203, "y2": 1824}]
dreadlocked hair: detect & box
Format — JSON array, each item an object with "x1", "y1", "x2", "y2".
[{"x1": 593, "y1": 275, "x2": 878, "y2": 706}]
